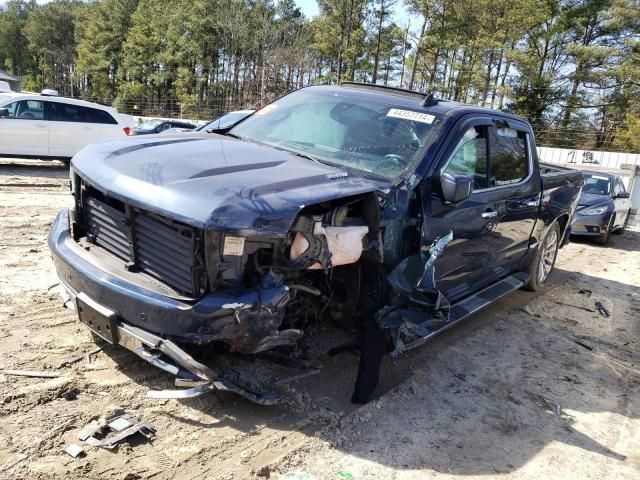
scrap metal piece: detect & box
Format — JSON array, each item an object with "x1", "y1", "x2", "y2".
[
  {"x1": 57, "y1": 347, "x2": 103, "y2": 369},
  {"x1": 79, "y1": 412, "x2": 155, "y2": 449},
  {"x1": 417, "y1": 230, "x2": 454, "y2": 291},
  {"x1": 3, "y1": 370, "x2": 60, "y2": 378},
  {"x1": 175, "y1": 378, "x2": 210, "y2": 388},
  {"x1": 77, "y1": 418, "x2": 107, "y2": 441},
  {"x1": 108, "y1": 417, "x2": 133, "y2": 432},
  {"x1": 99, "y1": 423, "x2": 155, "y2": 449},
  {"x1": 65, "y1": 443, "x2": 85, "y2": 458},
  {"x1": 146, "y1": 383, "x2": 216, "y2": 399},
  {"x1": 595, "y1": 301, "x2": 610, "y2": 318},
  {"x1": 116, "y1": 322, "x2": 283, "y2": 405}
]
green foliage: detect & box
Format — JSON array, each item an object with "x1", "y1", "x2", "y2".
[{"x1": 0, "y1": 0, "x2": 638, "y2": 151}]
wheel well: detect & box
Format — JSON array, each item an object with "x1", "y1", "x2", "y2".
[{"x1": 555, "y1": 214, "x2": 569, "y2": 235}]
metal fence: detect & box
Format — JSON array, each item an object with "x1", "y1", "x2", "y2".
[{"x1": 537, "y1": 146, "x2": 640, "y2": 169}]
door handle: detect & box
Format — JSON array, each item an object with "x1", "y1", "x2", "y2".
[
  {"x1": 482, "y1": 210, "x2": 498, "y2": 219},
  {"x1": 33, "y1": 124, "x2": 47, "y2": 129}
]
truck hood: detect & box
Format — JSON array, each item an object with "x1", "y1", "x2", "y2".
[{"x1": 71, "y1": 135, "x2": 392, "y2": 235}]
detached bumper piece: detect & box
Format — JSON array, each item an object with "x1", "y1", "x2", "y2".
[
  {"x1": 70, "y1": 289, "x2": 284, "y2": 405},
  {"x1": 116, "y1": 322, "x2": 283, "y2": 404},
  {"x1": 70, "y1": 293, "x2": 283, "y2": 404}
]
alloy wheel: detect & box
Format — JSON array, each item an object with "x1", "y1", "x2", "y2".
[{"x1": 538, "y1": 229, "x2": 558, "y2": 283}]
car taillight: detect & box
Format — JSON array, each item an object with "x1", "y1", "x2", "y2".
[{"x1": 123, "y1": 127, "x2": 131, "y2": 136}]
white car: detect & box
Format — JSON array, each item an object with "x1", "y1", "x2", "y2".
[{"x1": 0, "y1": 91, "x2": 134, "y2": 159}]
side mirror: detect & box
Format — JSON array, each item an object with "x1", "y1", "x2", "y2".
[
  {"x1": 616, "y1": 191, "x2": 630, "y2": 199},
  {"x1": 0, "y1": 108, "x2": 9, "y2": 118},
  {"x1": 440, "y1": 172, "x2": 474, "y2": 204}
]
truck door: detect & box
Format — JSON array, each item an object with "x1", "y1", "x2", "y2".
[
  {"x1": 481, "y1": 120, "x2": 540, "y2": 281},
  {"x1": 422, "y1": 116, "x2": 538, "y2": 302}
]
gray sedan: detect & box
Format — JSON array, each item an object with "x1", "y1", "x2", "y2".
[{"x1": 571, "y1": 171, "x2": 632, "y2": 245}]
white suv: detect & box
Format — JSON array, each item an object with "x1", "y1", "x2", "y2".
[{"x1": 0, "y1": 91, "x2": 134, "y2": 159}]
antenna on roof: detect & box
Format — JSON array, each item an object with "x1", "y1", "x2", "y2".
[{"x1": 422, "y1": 92, "x2": 438, "y2": 107}]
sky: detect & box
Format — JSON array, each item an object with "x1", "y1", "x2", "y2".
[
  {"x1": 12, "y1": 0, "x2": 420, "y2": 36},
  {"x1": 22, "y1": 0, "x2": 418, "y2": 29},
  {"x1": 295, "y1": 0, "x2": 416, "y2": 28}
]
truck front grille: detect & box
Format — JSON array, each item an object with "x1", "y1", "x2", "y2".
[
  {"x1": 86, "y1": 197, "x2": 130, "y2": 261},
  {"x1": 133, "y1": 213, "x2": 198, "y2": 295},
  {"x1": 82, "y1": 195, "x2": 206, "y2": 297}
]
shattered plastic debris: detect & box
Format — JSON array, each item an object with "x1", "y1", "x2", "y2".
[
  {"x1": 64, "y1": 443, "x2": 85, "y2": 458},
  {"x1": 78, "y1": 411, "x2": 155, "y2": 450}
]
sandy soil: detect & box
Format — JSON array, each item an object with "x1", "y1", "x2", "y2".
[{"x1": 0, "y1": 158, "x2": 638, "y2": 480}]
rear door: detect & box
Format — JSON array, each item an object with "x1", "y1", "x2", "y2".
[
  {"x1": 91, "y1": 108, "x2": 126, "y2": 141},
  {"x1": 0, "y1": 99, "x2": 49, "y2": 156},
  {"x1": 47, "y1": 102, "x2": 97, "y2": 157},
  {"x1": 482, "y1": 120, "x2": 540, "y2": 279}
]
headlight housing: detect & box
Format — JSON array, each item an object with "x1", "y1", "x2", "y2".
[{"x1": 580, "y1": 205, "x2": 608, "y2": 216}]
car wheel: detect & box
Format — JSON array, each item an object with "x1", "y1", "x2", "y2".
[
  {"x1": 525, "y1": 221, "x2": 560, "y2": 291},
  {"x1": 595, "y1": 215, "x2": 614, "y2": 244}
]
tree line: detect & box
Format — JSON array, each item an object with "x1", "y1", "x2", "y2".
[{"x1": 0, "y1": 0, "x2": 638, "y2": 152}]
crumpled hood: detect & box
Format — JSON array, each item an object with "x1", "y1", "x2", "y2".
[
  {"x1": 577, "y1": 192, "x2": 612, "y2": 209},
  {"x1": 71, "y1": 134, "x2": 392, "y2": 235}
]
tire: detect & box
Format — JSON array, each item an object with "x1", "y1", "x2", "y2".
[
  {"x1": 595, "y1": 215, "x2": 614, "y2": 244},
  {"x1": 525, "y1": 221, "x2": 560, "y2": 291}
]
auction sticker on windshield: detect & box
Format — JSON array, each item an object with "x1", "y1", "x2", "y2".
[{"x1": 387, "y1": 108, "x2": 435, "y2": 124}]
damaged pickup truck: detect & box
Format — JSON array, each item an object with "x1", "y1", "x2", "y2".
[{"x1": 48, "y1": 83, "x2": 584, "y2": 404}]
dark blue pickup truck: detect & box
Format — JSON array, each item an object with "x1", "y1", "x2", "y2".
[{"x1": 49, "y1": 84, "x2": 584, "y2": 404}]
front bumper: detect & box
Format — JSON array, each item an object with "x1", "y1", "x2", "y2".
[
  {"x1": 570, "y1": 213, "x2": 610, "y2": 237},
  {"x1": 48, "y1": 208, "x2": 301, "y2": 354}
]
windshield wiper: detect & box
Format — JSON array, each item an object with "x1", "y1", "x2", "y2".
[
  {"x1": 286, "y1": 150, "x2": 324, "y2": 164},
  {"x1": 223, "y1": 131, "x2": 244, "y2": 140}
]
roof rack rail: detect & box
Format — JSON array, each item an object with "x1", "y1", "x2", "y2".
[{"x1": 340, "y1": 82, "x2": 439, "y2": 106}]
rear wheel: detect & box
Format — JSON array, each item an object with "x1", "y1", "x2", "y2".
[{"x1": 525, "y1": 221, "x2": 560, "y2": 291}]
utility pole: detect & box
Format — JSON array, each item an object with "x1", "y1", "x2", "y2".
[
  {"x1": 399, "y1": 19, "x2": 410, "y2": 88},
  {"x1": 408, "y1": 17, "x2": 426, "y2": 91}
]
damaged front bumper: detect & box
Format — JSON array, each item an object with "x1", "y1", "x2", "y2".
[{"x1": 48, "y1": 208, "x2": 298, "y2": 403}]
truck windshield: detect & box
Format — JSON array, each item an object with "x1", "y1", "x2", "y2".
[
  {"x1": 229, "y1": 88, "x2": 442, "y2": 180},
  {"x1": 583, "y1": 173, "x2": 611, "y2": 195}
]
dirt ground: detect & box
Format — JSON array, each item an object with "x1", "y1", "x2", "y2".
[{"x1": 0, "y1": 158, "x2": 638, "y2": 480}]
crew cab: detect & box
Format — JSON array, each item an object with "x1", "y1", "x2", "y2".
[
  {"x1": 48, "y1": 84, "x2": 584, "y2": 404},
  {"x1": 0, "y1": 91, "x2": 133, "y2": 159}
]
